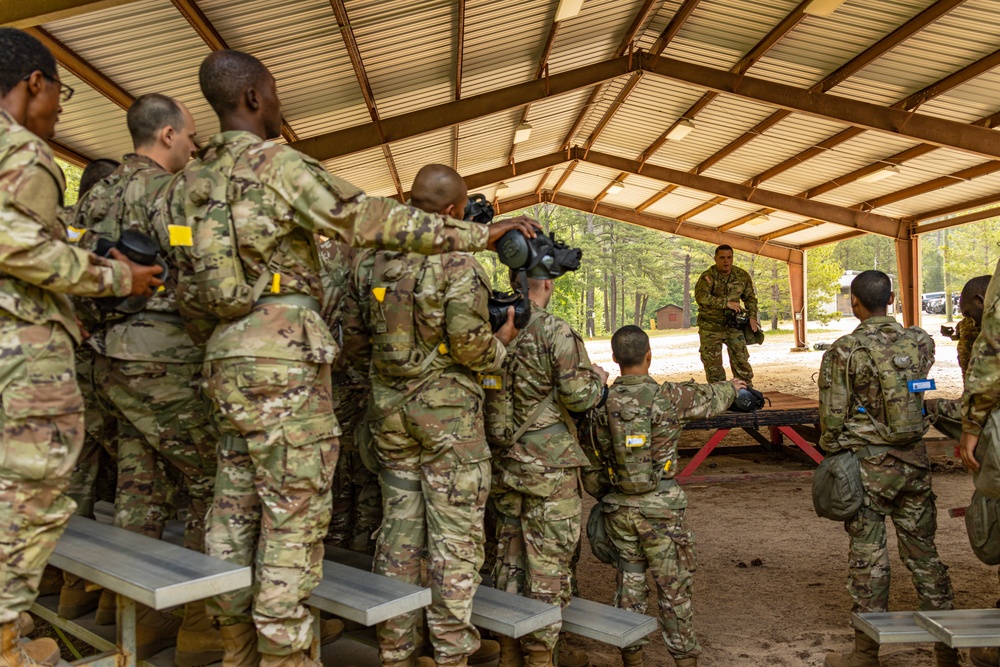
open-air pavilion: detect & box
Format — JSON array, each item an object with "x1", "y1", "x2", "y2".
[{"x1": 6, "y1": 0, "x2": 1000, "y2": 350}]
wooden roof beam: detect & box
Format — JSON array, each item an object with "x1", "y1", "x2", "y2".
[
  {"x1": 48, "y1": 139, "x2": 92, "y2": 167},
  {"x1": 452, "y1": 0, "x2": 465, "y2": 170},
  {"x1": 914, "y1": 203, "x2": 1000, "y2": 234},
  {"x1": 800, "y1": 230, "x2": 867, "y2": 249},
  {"x1": 718, "y1": 208, "x2": 777, "y2": 232},
  {"x1": 506, "y1": 21, "x2": 561, "y2": 164},
  {"x1": 1, "y1": 0, "x2": 144, "y2": 27},
  {"x1": 170, "y1": 0, "x2": 298, "y2": 143},
  {"x1": 910, "y1": 190, "x2": 1000, "y2": 223}
]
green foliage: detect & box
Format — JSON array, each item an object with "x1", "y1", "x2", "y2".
[
  {"x1": 920, "y1": 217, "x2": 1000, "y2": 320},
  {"x1": 57, "y1": 159, "x2": 83, "y2": 206}
]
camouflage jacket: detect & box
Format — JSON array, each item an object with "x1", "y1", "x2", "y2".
[
  {"x1": 0, "y1": 109, "x2": 130, "y2": 343},
  {"x1": 694, "y1": 265, "x2": 757, "y2": 331},
  {"x1": 955, "y1": 316, "x2": 980, "y2": 376},
  {"x1": 964, "y1": 263, "x2": 1000, "y2": 435},
  {"x1": 490, "y1": 306, "x2": 604, "y2": 470},
  {"x1": 585, "y1": 374, "x2": 735, "y2": 511},
  {"x1": 74, "y1": 154, "x2": 200, "y2": 363},
  {"x1": 162, "y1": 131, "x2": 489, "y2": 363},
  {"x1": 819, "y1": 315, "x2": 933, "y2": 467},
  {"x1": 345, "y1": 247, "x2": 505, "y2": 424}
]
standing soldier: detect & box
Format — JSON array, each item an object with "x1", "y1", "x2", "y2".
[
  {"x1": 69, "y1": 93, "x2": 224, "y2": 664},
  {"x1": 346, "y1": 164, "x2": 517, "y2": 667},
  {"x1": 694, "y1": 245, "x2": 758, "y2": 386},
  {"x1": 940, "y1": 275, "x2": 990, "y2": 378},
  {"x1": 584, "y1": 325, "x2": 740, "y2": 667},
  {"x1": 0, "y1": 28, "x2": 162, "y2": 667},
  {"x1": 819, "y1": 271, "x2": 958, "y2": 667},
  {"x1": 487, "y1": 270, "x2": 607, "y2": 667},
  {"x1": 163, "y1": 50, "x2": 537, "y2": 667}
]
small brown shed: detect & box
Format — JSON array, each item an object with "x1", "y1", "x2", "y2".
[{"x1": 655, "y1": 304, "x2": 684, "y2": 330}]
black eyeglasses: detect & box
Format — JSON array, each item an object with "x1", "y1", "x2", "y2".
[{"x1": 23, "y1": 72, "x2": 74, "y2": 103}]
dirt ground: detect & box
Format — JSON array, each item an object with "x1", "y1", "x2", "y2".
[{"x1": 571, "y1": 315, "x2": 992, "y2": 667}]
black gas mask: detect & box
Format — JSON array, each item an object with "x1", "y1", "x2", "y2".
[{"x1": 93, "y1": 229, "x2": 169, "y2": 314}]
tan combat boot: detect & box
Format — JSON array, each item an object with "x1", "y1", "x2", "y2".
[
  {"x1": 57, "y1": 574, "x2": 101, "y2": 619},
  {"x1": 38, "y1": 567, "x2": 62, "y2": 597},
  {"x1": 933, "y1": 642, "x2": 960, "y2": 667},
  {"x1": 135, "y1": 604, "x2": 182, "y2": 660},
  {"x1": 220, "y1": 623, "x2": 259, "y2": 667},
  {"x1": 824, "y1": 631, "x2": 879, "y2": 667},
  {"x1": 970, "y1": 647, "x2": 1000, "y2": 667},
  {"x1": 414, "y1": 659, "x2": 438, "y2": 667},
  {"x1": 16, "y1": 614, "x2": 34, "y2": 638},
  {"x1": 94, "y1": 589, "x2": 116, "y2": 625},
  {"x1": 175, "y1": 602, "x2": 223, "y2": 667},
  {"x1": 469, "y1": 639, "x2": 499, "y2": 665},
  {"x1": 524, "y1": 650, "x2": 554, "y2": 667},
  {"x1": 259, "y1": 652, "x2": 321, "y2": 667},
  {"x1": 674, "y1": 659, "x2": 697, "y2": 667},
  {"x1": 621, "y1": 648, "x2": 643, "y2": 667},
  {"x1": 0, "y1": 620, "x2": 59, "y2": 667},
  {"x1": 497, "y1": 636, "x2": 524, "y2": 667},
  {"x1": 317, "y1": 618, "x2": 344, "y2": 646},
  {"x1": 555, "y1": 635, "x2": 589, "y2": 667}
]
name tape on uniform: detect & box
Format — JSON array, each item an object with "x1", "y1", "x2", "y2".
[
  {"x1": 480, "y1": 375, "x2": 502, "y2": 390},
  {"x1": 908, "y1": 379, "x2": 936, "y2": 393},
  {"x1": 626, "y1": 435, "x2": 647, "y2": 448}
]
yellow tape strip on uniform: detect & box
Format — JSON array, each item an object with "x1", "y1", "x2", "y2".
[
  {"x1": 271, "y1": 273, "x2": 281, "y2": 294},
  {"x1": 626, "y1": 435, "x2": 647, "y2": 448},
  {"x1": 168, "y1": 225, "x2": 193, "y2": 247},
  {"x1": 372, "y1": 287, "x2": 386, "y2": 303},
  {"x1": 480, "y1": 374, "x2": 502, "y2": 390}
]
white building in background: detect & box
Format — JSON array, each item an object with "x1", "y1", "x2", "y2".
[{"x1": 818, "y1": 270, "x2": 896, "y2": 317}]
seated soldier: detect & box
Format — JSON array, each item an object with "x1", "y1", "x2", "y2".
[{"x1": 584, "y1": 326, "x2": 741, "y2": 667}]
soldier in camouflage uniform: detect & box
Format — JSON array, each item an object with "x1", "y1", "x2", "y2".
[
  {"x1": 583, "y1": 326, "x2": 740, "y2": 667},
  {"x1": 819, "y1": 271, "x2": 958, "y2": 667},
  {"x1": 71, "y1": 94, "x2": 226, "y2": 664},
  {"x1": 345, "y1": 164, "x2": 520, "y2": 667},
  {"x1": 941, "y1": 275, "x2": 990, "y2": 378},
  {"x1": 162, "y1": 51, "x2": 537, "y2": 667},
  {"x1": 487, "y1": 270, "x2": 608, "y2": 667},
  {"x1": 317, "y1": 238, "x2": 381, "y2": 554},
  {"x1": 694, "y1": 245, "x2": 758, "y2": 386},
  {"x1": 0, "y1": 28, "x2": 162, "y2": 667}
]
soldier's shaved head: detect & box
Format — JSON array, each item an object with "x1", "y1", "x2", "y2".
[
  {"x1": 199, "y1": 50, "x2": 282, "y2": 139},
  {"x1": 961, "y1": 274, "x2": 992, "y2": 325},
  {"x1": 851, "y1": 270, "x2": 892, "y2": 315},
  {"x1": 411, "y1": 164, "x2": 468, "y2": 216},
  {"x1": 612, "y1": 325, "x2": 650, "y2": 368},
  {"x1": 962, "y1": 275, "x2": 991, "y2": 303},
  {"x1": 127, "y1": 94, "x2": 185, "y2": 149},
  {"x1": 79, "y1": 158, "x2": 120, "y2": 198}
]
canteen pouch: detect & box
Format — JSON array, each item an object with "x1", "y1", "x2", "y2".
[
  {"x1": 586, "y1": 501, "x2": 619, "y2": 566},
  {"x1": 812, "y1": 450, "x2": 864, "y2": 521},
  {"x1": 973, "y1": 409, "x2": 1000, "y2": 499},
  {"x1": 966, "y1": 490, "x2": 1000, "y2": 566}
]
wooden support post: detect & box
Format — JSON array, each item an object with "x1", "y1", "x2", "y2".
[
  {"x1": 894, "y1": 235, "x2": 921, "y2": 327},
  {"x1": 789, "y1": 254, "x2": 807, "y2": 350}
]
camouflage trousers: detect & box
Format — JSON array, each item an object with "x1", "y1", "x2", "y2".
[
  {"x1": 698, "y1": 327, "x2": 753, "y2": 385},
  {"x1": 327, "y1": 450, "x2": 381, "y2": 554},
  {"x1": 97, "y1": 356, "x2": 217, "y2": 552},
  {"x1": 845, "y1": 455, "x2": 954, "y2": 614},
  {"x1": 204, "y1": 358, "x2": 339, "y2": 656},
  {"x1": 605, "y1": 505, "x2": 701, "y2": 659},
  {"x1": 371, "y1": 387, "x2": 490, "y2": 666},
  {"x1": 492, "y1": 464, "x2": 582, "y2": 653},
  {"x1": 0, "y1": 317, "x2": 84, "y2": 624},
  {"x1": 66, "y1": 347, "x2": 117, "y2": 518}
]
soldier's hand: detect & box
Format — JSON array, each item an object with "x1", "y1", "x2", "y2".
[
  {"x1": 730, "y1": 378, "x2": 747, "y2": 392},
  {"x1": 726, "y1": 301, "x2": 741, "y2": 312},
  {"x1": 592, "y1": 363, "x2": 609, "y2": 385},
  {"x1": 960, "y1": 431, "x2": 981, "y2": 472},
  {"x1": 749, "y1": 318, "x2": 760, "y2": 333},
  {"x1": 495, "y1": 306, "x2": 519, "y2": 345},
  {"x1": 110, "y1": 248, "x2": 164, "y2": 297},
  {"x1": 940, "y1": 325, "x2": 954, "y2": 337},
  {"x1": 486, "y1": 216, "x2": 540, "y2": 251}
]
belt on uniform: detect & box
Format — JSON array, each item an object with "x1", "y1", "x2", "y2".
[
  {"x1": 129, "y1": 311, "x2": 184, "y2": 325},
  {"x1": 380, "y1": 469, "x2": 422, "y2": 492},
  {"x1": 619, "y1": 561, "x2": 647, "y2": 574},
  {"x1": 255, "y1": 293, "x2": 321, "y2": 313},
  {"x1": 523, "y1": 422, "x2": 568, "y2": 437},
  {"x1": 221, "y1": 433, "x2": 249, "y2": 453}
]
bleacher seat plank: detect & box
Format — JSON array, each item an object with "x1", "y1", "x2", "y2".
[
  {"x1": 308, "y1": 560, "x2": 431, "y2": 626},
  {"x1": 914, "y1": 609, "x2": 1000, "y2": 648},
  {"x1": 852, "y1": 612, "x2": 936, "y2": 644},
  {"x1": 50, "y1": 516, "x2": 250, "y2": 610},
  {"x1": 561, "y1": 597, "x2": 657, "y2": 648}
]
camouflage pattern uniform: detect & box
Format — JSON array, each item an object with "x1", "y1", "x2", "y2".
[
  {"x1": 947, "y1": 317, "x2": 980, "y2": 377},
  {"x1": 694, "y1": 265, "x2": 757, "y2": 385},
  {"x1": 819, "y1": 316, "x2": 954, "y2": 615},
  {"x1": 0, "y1": 109, "x2": 132, "y2": 624},
  {"x1": 162, "y1": 130, "x2": 490, "y2": 657},
  {"x1": 74, "y1": 154, "x2": 217, "y2": 552},
  {"x1": 488, "y1": 307, "x2": 604, "y2": 654},
  {"x1": 583, "y1": 375, "x2": 734, "y2": 661},
  {"x1": 317, "y1": 239, "x2": 380, "y2": 554},
  {"x1": 345, "y1": 246, "x2": 504, "y2": 665}
]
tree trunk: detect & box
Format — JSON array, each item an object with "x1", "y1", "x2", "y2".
[
  {"x1": 682, "y1": 253, "x2": 692, "y2": 328},
  {"x1": 771, "y1": 263, "x2": 780, "y2": 331},
  {"x1": 633, "y1": 292, "x2": 642, "y2": 326},
  {"x1": 942, "y1": 228, "x2": 953, "y2": 323},
  {"x1": 586, "y1": 216, "x2": 595, "y2": 337},
  {"x1": 609, "y1": 274, "x2": 618, "y2": 332},
  {"x1": 603, "y1": 273, "x2": 611, "y2": 334}
]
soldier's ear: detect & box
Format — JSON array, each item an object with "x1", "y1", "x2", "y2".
[
  {"x1": 887, "y1": 292, "x2": 895, "y2": 306},
  {"x1": 161, "y1": 124, "x2": 176, "y2": 147},
  {"x1": 245, "y1": 87, "x2": 260, "y2": 112}
]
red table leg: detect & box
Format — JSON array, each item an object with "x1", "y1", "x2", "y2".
[
  {"x1": 777, "y1": 425, "x2": 824, "y2": 465},
  {"x1": 678, "y1": 429, "x2": 731, "y2": 477},
  {"x1": 770, "y1": 426, "x2": 782, "y2": 447}
]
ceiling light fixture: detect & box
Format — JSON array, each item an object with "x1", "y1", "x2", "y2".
[
  {"x1": 513, "y1": 122, "x2": 533, "y2": 144},
  {"x1": 554, "y1": 0, "x2": 585, "y2": 22},
  {"x1": 747, "y1": 213, "x2": 771, "y2": 226},
  {"x1": 495, "y1": 182, "x2": 510, "y2": 196},
  {"x1": 665, "y1": 118, "x2": 695, "y2": 142},
  {"x1": 803, "y1": 0, "x2": 849, "y2": 17},
  {"x1": 607, "y1": 179, "x2": 626, "y2": 195},
  {"x1": 857, "y1": 164, "x2": 901, "y2": 184}
]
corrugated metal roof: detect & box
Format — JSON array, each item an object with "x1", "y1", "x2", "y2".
[
  {"x1": 54, "y1": 68, "x2": 132, "y2": 161},
  {"x1": 779, "y1": 222, "x2": 854, "y2": 246},
  {"x1": 323, "y1": 146, "x2": 397, "y2": 198}
]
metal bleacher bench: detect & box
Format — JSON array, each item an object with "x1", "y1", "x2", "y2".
[
  {"x1": 32, "y1": 515, "x2": 251, "y2": 667},
  {"x1": 325, "y1": 546, "x2": 656, "y2": 647},
  {"x1": 854, "y1": 610, "x2": 1000, "y2": 648}
]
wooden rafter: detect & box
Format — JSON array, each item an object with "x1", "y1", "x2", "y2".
[
  {"x1": 910, "y1": 191, "x2": 1000, "y2": 223},
  {"x1": 452, "y1": 0, "x2": 465, "y2": 170},
  {"x1": 48, "y1": 139, "x2": 92, "y2": 167},
  {"x1": 169, "y1": 0, "x2": 298, "y2": 143},
  {"x1": 506, "y1": 21, "x2": 561, "y2": 164},
  {"x1": 1, "y1": 0, "x2": 143, "y2": 27}
]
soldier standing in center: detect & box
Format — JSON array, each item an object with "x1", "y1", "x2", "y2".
[
  {"x1": 163, "y1": 50, "x2": 538, "y2": 667},
  {"x1": 487, "y1": 269, "x2": 608, "y2": 667},
  {"x1": 819, "y1": 270, "x2": 958, "y2": 667},
  {"x1": 940, "y1": 275, "x2": 990, "y2": 377},
  {"x1": 345, "y1": 164, "x2": 519, "y2": 667},
  {"x1": 694, "y1": 245, "x2": 758, "y2": 386}
]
